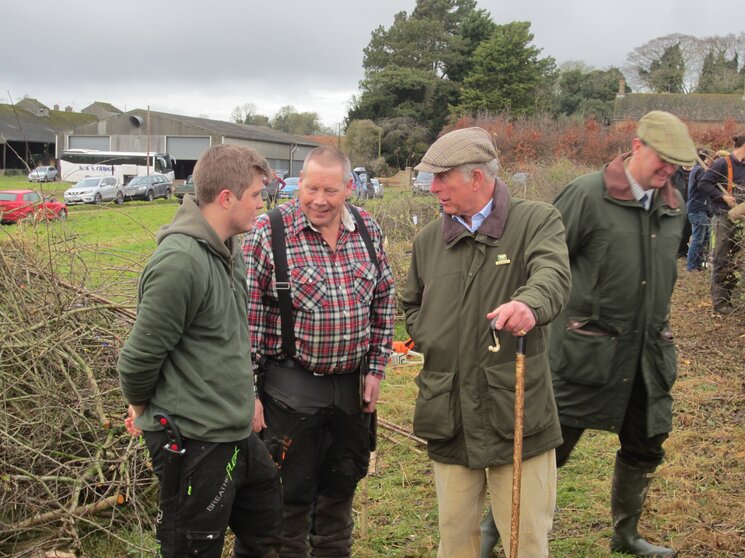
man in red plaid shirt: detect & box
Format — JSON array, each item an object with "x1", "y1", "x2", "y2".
[{"x1": 242, "y1": 145, "x2": 395, "y2": 557}]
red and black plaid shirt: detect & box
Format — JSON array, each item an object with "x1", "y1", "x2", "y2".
[{"x1": 242, "y1": 201, "x2": 395, "y2": 378}]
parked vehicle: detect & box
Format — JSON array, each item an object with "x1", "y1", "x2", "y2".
[
  {"x1": 175, "y1": 174, "x2": 195, "y2": 204},
  {"x1": 28, "y1": 166, "x2": 59, "y2": 182},
  {"x1": 370, "y1": 178, "x2": 383, "y2": 198},
  {"x1": 412, "y1": 171, "x2": 434, "y2": 195},
  {"x1": 0, "y1": 189, "x2": 67, "y2": 223},
  {"x1": 60, "y1": 149, "x2": 176, "y2": 183},
  {"x1": 123, "y1": 174, "x2": 172, "y2": 201},
  {"x1": 276, "y1": 177, "x2": 299, "y2": 199},
  {"x1": 63, "y1": 176, "x2": 123, "y2": 205}
]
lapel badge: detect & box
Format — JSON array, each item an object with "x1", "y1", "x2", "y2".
[{"x1": 495, "y1": 254, "x2": 511, "y2": 266}]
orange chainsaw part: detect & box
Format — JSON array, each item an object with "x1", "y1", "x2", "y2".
[{"x1": 392, "y1": 338, "x2": 415, "y2": 354}]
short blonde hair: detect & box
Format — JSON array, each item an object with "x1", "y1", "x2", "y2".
[{"x1": 194, "y1": 144, "x2": 272, "y2": 205}]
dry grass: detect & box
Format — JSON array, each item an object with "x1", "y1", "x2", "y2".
[{"x1": 1, "y1": 168, "x2": 743, "y2": 557}]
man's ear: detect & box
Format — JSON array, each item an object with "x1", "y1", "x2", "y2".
[
  {"x1": 472, "y1": 168, "x2": 486, "y2": 190},
  {"x1": 216, "y1": 189, "x2": 232, "y2": 208}
]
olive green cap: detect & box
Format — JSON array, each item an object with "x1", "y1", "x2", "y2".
[
  {"x1": 637, "y1": 111, "x2": 697, "y2": 166},
  {"x1": 415, "y1": 127, "x2": 498, "y2": 173}
]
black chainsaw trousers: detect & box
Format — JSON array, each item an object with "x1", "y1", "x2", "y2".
[{"x1": 144, "y1": 430, "x2": 283, "y2": 558}]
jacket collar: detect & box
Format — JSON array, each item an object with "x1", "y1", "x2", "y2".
[
  {"x1": 442, "y1": 178, "x2": 511, "y2": 243},
  {"x1": 156, "y1": 194, "x2": 234, "y2": 264},
  {"x1": 603, "y1": 152, "x2": 680, "y2": 209}
]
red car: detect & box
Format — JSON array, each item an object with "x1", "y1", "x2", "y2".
[{"x1": 0, "y1": 189, "x2": 68, "y2": 224}]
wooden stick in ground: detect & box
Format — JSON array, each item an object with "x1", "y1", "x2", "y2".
[{"x1": 510, "y1": 336, "x2": 526, "y2": 558}]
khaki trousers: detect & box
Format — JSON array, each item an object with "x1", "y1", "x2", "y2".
[{"x1": 433, "y1": 450, "x2": 556, "y2": 558}]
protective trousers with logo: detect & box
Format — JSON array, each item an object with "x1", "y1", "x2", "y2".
[
  {"x1": 261, "y1": 362, "x2": 372, "y2": 557},
  {"x1": 144, "y1": 430, "x2": 283, "y2": 558}
]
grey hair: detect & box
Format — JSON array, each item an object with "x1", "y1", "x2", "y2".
[
  {"x1": 302, "y1": 145, "x2": 352, "y2": 181},
  {"x1": 459, "y1": 158, "x2": 500, "y2": 182}
]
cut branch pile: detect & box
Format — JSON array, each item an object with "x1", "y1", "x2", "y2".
[{"x1": 0, "y1": 237, "x2": 156, "y2": 557}]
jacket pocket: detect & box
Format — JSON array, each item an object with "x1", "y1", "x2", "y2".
[
  {"x1": 290, "y1": 266, "x2": 326, "y2": 311},
  {"x1": 413, "y1": 370, "x2": 457, "y2": 441},
  {"x1": 552, "y1": 320, "x2": 617, "y2": 386},
  {"x1": 652, "y1": 329, "x2": 677, "y2": 391},
  {"x1": 485, "y1": 355, "x2": 553, "y2": 440}
]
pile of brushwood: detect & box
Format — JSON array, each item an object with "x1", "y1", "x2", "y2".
[{"x1": 0, "y1": 236, "x2": 156, "y2": 557}]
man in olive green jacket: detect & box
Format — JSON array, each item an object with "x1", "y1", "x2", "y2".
[
  {"x1": 550, "y1": 111, "x2": 697, "y2": 557},
  {"x1": 402, "y1": 127, "x2": 571, "y2": 558}
]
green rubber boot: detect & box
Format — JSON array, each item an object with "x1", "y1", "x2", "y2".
[{"x1": 610, "y1": 456, "x2": 676, "y2": 557}]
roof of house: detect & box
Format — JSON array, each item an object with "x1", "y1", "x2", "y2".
[
  {"x1": 15, "y1": 97, "x2": 50, "y2": 114},
  {"x1": 614, "y1": 93, "x2": 745, "y2": 123},
  {"x1": 0, "y1": 104, "x2": 97, "y2": 143},
  {"x1": 82, "y1": 101, "x2": 122, "y2": 114}
]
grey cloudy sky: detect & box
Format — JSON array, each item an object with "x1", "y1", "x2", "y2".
[{"x1": 2, "y1": 0, "x2": 742, "y2": 128}]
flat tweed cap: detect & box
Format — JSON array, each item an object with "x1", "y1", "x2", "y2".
[
  {"x1": 637, "y1": 111, "x2": 696, "y2": 166},
  {"x1": 415, "y1": 127, "x2": 498, "y2": 173}
]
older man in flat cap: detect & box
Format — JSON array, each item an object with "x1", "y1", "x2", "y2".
[
  {"x1": 549, "y1": 111, "x2": 696, "y2": 557},
  {"x1": 402, "y1": 127, "x2": 571, "y2": 557}
]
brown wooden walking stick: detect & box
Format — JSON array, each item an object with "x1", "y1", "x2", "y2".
[
  {"x1": 488, "y1": 321, "x2": 527, "y2": 557},
  {"x1": 510, "y1": 335, "x2": 526, "y2": 558}
]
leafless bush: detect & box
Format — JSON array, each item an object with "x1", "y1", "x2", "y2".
[
  {"x1": 365, "y1": 193, "x2": 440, "y2": 313},
  {"x1": 0, "y1": 234, "x2": 156, "y2": 557}
]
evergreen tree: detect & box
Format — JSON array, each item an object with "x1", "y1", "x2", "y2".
[
  {"x1": 554, "y1": 66, "x2": 627, "y2": 123},
  {"x1": 639, "y1": 43, "x2": 686, "y2": 93},
  {"x1": 697, "y1": 50, "x2": 743, "y2": 93},
  {"x1": 457, "y1": 21, "x2": 556, "y2": 116}
]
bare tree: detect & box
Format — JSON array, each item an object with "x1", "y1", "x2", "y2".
[{"x1": 626, "y1": 32, "x2": 745, "y2": 93}]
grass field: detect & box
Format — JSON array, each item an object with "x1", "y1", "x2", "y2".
[{"x1": 2, "y1": 170, "x2": 743, "y2": 557}]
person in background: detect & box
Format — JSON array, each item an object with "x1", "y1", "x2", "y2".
[
  {"x1": 243, "y1": 145, "x2": 395, "y2": 557},
  {"x1": 697, "y1": 135, "x2": 745, "y2": 314},
  {"x1": 118, "y1": 144, "x2": 282, "y2": 558},
  {"x1": 550, "y1": 111, "x2": 696, "y2": 557},
  {"x1": 686, "y1": 148, "x2": 715, "y2": 272},
  {"x1": 672, "y1": 164, "x2": 693, "y2": 258},
  {"x1": 265, "y1": 172, "x2": 286, "y2": 209},
  {"x1": 403, "y1": 127, "x2": 571, "y2": 558}
]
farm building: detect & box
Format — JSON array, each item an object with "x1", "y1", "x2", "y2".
[
  {"x1": 613, "y1": 86, "x2": 745, "y2": 132},
  {"x1": 0, "y1": 99, "x2": 96, "y2": 172},
  {"x1": 81, "y1": 101, "x2": 123, "y2": 120},
  {"x1": 56, "y1": 109, "x2": 319, "y2": 179}
]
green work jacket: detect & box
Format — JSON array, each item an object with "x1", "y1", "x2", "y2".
[
  {"x1": 402, "y1": 180, "x2": 571, "y2": 468},
  {"x1": 550, "y1": 153, "x2": 684, "y2": 437}
]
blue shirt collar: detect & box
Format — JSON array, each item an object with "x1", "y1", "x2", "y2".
[{"x1": 452, "y1": 199, "x2": 494, "y2": 233}]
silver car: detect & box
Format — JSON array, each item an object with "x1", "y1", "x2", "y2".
[
  {"x1": 123, "y1": 174, "x2": 172, "y2": 202},
  {"x1": 63, "y1": 176, "x2": 123, "y2": 205},
  {"x1": 28, "y1": 166, "x2": 59, "y2": 182},
  {"x1": 412, "y1": 171, "x2": 434, "y2": 195}
]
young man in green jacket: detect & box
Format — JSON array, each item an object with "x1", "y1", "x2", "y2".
[
  {"x1": 118, "y1": 144, "x2": 282, "y2": 558},
  {"x1": 403, "y1": 127, "x2": 571, "y2": 558},
  {"x1": 550, "y1": 111, "x2": 696, "y2": 557}
]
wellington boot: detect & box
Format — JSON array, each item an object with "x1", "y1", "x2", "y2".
[
  {"x1": 479, "y1": 509, "x2": 501, "y2": 558},
  {"x1": 610, "y1": 456, "x2": 676, "y2": 557}
]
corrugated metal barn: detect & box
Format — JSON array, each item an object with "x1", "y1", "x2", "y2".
[{"x1": 56, "y1": 109, "x2": 319, "y2": 179}]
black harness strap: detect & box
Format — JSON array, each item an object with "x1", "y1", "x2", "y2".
[
  {"x1": 267, "y1": 204, "x2": 378, "y2": 358},
  {"x1": 269, "y1": 207, "x2": 296, "y2": 357},
  {"x1": 347, "y1": 204, "x2": 378, "y2": 267}
]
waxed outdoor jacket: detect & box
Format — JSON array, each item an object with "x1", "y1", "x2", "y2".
[
  {"x1": 402, "y1": 180, "x2": 571, "y2": 468},
  {"x1": 550, "y1": 153, "x2": 684, "y2": 437}
]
